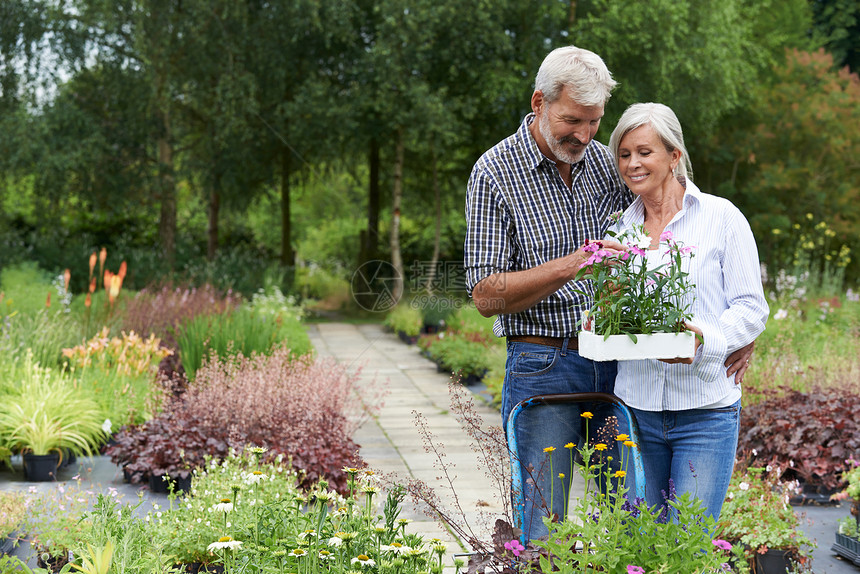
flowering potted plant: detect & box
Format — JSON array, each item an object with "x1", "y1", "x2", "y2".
[
  {"x1": 717, "y1": 467, "x2": 815, "y2": 573},
  {"x1": 575, "y1": 220, "x2": 697, "y2": 361}
]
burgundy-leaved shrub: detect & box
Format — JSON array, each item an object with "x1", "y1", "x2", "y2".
[
  {"x1": 738, "y1": 385, "x2": 860, "y2": 492},
  {"x1": 108, "y1": 347, "x2": 377, "y2": 495}
]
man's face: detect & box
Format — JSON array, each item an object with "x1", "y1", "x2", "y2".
[{"x1": 534, "y1": 86, "x2": 604, "y2": 165}]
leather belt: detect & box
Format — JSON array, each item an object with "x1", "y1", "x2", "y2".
[{"x1": 506, "y1": 335, "x2": 578, "y2": 350}]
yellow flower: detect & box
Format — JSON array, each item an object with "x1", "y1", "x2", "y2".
[
  {"x1": 581, "y1": 412, "x2": 593, "y2": 419},
  {"x1": 772, "y1": 228, "x2": 782, "y2": 235},
  {"x1": 558, "y1": 473, "x2": 565, "y2": 479},
  {"x1": 616, "y1": 434, "x2": 630, "y2": 442},
  {"x1": 594, "y1": 443, "x2": 608, "y2": 451},
  {"x1": 564, "y1": 442, "x2": 575, "y2": 449},
  {"x1": 543, "y1": 446, "x2": 556, "y2": 453},
  {"x1": 614, "y1": 470, "x2": 627, "y2": 478},
  {"x1": 623, "y1": 440, "x2": 636, "y2": 448}
]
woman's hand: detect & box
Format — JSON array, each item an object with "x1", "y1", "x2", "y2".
[
  {"x1": 725, "y1": 341, "x2": 755, "y2": 385},
  {"x1": 659, "y1": 322, "x2": 703, "y2": 365}
]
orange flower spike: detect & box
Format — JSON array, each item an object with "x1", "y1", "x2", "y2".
[
  {"x1": 85, "y1": 293, "x2": 92, "y2": 308},
  {"x1": 118, "y1": 260, "x2": 127, "y2": 280},
  {"x1": 89, "y1": 252, "x2": 97, "y2": 278},
  {"x1": 89, "y1": 277, "x2": 97, "y2": 294},
  {"x1": 99, "y1": 247, "x2": 107, "y2": 288},
  {"x1": 63, "y1": 269, "x2": 71, "y2": 291},
  {"x1": 104, "y1": 270, "x2": 113, "y2": 291},
  {"x1": 45, "y1": 292, "x2": 51, "y2": 307}
]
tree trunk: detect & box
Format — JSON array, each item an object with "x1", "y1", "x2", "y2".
[
  {"x1": 389, "y1": 127, "x2": 405, "y2": 303},
  {"x1": 207, "y1": 175, "x2": 221, "y2": 260},
  {"x1": 157, "y1": 107, "x2": 176, "y2": 269},
  {"x1": 367, "y1": 137, "x2": 381, "y2": 259},
  {"x1": 280, "y1": 146, "x2": 294, "y2": 266},
  {"x1": 425, "y1": 147, "x2": 442, "y2": 293},
  {"x1": 568, "y1": 0, "x2": 578, "y2": 29}
]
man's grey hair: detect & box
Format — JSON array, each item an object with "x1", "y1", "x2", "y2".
[
  {"x1": 609, "y1": 102, "x2": 693, "y2": 181},
  {"x1": 534, "y1": 46, "x2": 618, "y2": 107}
]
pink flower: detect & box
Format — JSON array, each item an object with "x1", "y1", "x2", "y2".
[
  {"x1": 660, "y1": 230, "x2": 674, "y2": 242},
  {"x1": 504, "y1": 539, "x2": 525, "y2": 557},
  {"x1": 629, "y1": 245, "x2": 646, "y2": 257},
  {"x1": 712, "y1": 539, "x2": 733, "y2": 551},
  {"x1": 627, "y1": 566, "x2": 645, "y2": 574}
]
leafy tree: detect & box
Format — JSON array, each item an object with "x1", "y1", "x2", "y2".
[
  {"x1": 810, "y1": 0, "x2": 860, "y2": 72},
  {"x1": 734, "y1": 49, "x2": 860, "y2": 282}
]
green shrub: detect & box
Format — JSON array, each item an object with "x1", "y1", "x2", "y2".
[
  {"x1": 449, "y1": 302, "x2": 498, "y2": 341},
  {"x1": 420, "y1": 333, "x2": 497, "y2": 379},
  {"x1": 384, "y1": 303, "x2": 423, "y2": 337}
]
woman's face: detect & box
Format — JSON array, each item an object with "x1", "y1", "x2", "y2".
[{"x1": 616, "y1": 124, "x2": 680, "y2": 197}]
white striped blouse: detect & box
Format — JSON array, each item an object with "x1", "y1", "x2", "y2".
[{"x1": 611, "y1": 180, "x2": 769, "y2": 412}]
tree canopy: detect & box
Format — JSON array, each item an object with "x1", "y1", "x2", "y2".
[{"x1": 0, "y1": 0, "x2": 858, "y2": 291}]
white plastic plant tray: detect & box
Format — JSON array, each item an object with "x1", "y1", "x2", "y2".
[{"x1": 578, "y1": 330, "x2": 695, "y2": 362}]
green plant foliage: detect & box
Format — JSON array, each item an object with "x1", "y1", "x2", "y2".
[
  {"x1": 0, "y1": 354, "x2": 106, "y2": 456},
  {"x1": 717, "y1": 467, "x2": 815, "y2": 570},
  {"x1": 175, "y1": 306, "x2": 311, "y2": 380},
  {"x1": 0, "y1": 308, "x2": 84, "y2": 369},
  {"x1": 62, "y1": 328, "x2": 172, "y2": 427},
  {"x1": 743, "y1": 291, "x2": 860, "y2": 403},
  {"x1": 0, "y1": 261, "x2": 60, "y2": 316},
  {"x1": 384, "y1": 303, "x2": 423, "y2": 337},
  {"x1": 419, "y1": 333, "x2": 499, "y2": 380}
]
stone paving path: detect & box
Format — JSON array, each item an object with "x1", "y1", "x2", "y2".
[{"x1": 307, "y1": 322, "x2": 506, "y2": 559}]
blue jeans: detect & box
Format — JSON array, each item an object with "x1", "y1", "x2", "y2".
[
  {"x1": 631, "y1": 400, "x2": 741, "y2": 522},
  {"x1": 503, "y1": 340, "x2": 623, "y2": 540}
]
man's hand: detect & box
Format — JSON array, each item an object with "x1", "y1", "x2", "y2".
[
  {"x1": 472, "y1": 238, "x2": 627, "y2": 317},
  {"x1": 726, "y1": 340, "x2": 755, "y2": 385}
]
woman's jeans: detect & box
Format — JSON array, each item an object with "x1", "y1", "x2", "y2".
[
  {"x1": 630, "y1": 400, "x2": 741, "y2": 522},
  {"x1": 503, "y1": 340, "x2": 624, "y2": 541}
]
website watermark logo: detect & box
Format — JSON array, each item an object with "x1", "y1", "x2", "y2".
[{"x1": 350, "y1": 260, "x2": 402, "y2": 312}]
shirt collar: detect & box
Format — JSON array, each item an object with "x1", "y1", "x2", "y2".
[{"x1": 619, "y1": 178, "x2": 702, "y2": 228}]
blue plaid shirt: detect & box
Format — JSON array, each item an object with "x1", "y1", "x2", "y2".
[{"x1": 465, "y1": 114, "x2": 633, "y2": 338}]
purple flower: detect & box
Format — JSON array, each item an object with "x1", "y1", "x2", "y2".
[
  {"x1": 504, "y1": 539, "x2": 525, "y2": 557},
  {"x1": 712, "y1": 539, "x2": 733, "y2": 551},
  {"x1": 627, "y1": 566, "x2": 645, "y2": 574}
]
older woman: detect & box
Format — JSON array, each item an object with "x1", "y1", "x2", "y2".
[{"x1": 606, "y1": 103, "x2": 769, "y2": 520}]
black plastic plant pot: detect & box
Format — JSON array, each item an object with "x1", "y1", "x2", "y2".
[
  {"x1": 753, "y1": 548, "x2": 796, "y2": 573},
  {"x1": 149, "y1": 473, "x2": 192, "y2": 494},
  {"x1": 22, "y1": 453, "x2": 61, "y2": 482}
]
